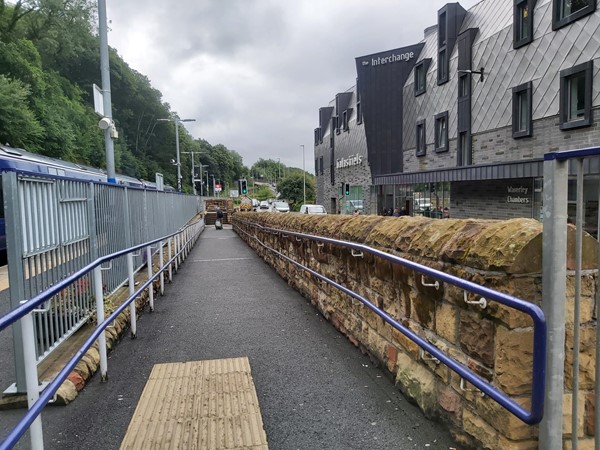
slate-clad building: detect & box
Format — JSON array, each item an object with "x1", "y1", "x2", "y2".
[{"x1": 315, "y1": 0, "x2": 600, "y2": 223}]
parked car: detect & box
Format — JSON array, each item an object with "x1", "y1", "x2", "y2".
[
  {"x1": 259, "y1": 201, "x2": 270, "y2": 211},
  {"x1": 272, "y1": 201, "x2": 290, "y2": 213},
  {"x1": 300, "y1": 204, "x2": 327, "y2": 214},
  {"x1": 414, "y1": 198, "x2": 431, "y2": 211}
]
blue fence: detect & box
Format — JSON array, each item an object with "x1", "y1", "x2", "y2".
[{"x1": 0, "y1": 219, "x2": 203, "y2": 450}]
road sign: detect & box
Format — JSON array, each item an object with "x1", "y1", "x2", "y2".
[{"x1": 215, "y1": 183, "x2": 222, "y2": 193}]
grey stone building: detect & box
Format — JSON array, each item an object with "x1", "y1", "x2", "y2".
[{"x1": 315, "y1": 0, "x2": 600, "y2": 224}]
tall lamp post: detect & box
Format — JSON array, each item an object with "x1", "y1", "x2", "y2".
[
  {"x1": 157, "y1": 116, "x2": 196, "y2": 192},
  {"x1": 199, "y1": 164, "x2": 209, "y2": 196},
  {"x1": 301, "y1": 144, "x2": 306, "y2": 204}
]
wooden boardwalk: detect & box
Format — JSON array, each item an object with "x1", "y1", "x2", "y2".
[{"x1": 120, "y1": 357, "x2": 269, "y2": 449}]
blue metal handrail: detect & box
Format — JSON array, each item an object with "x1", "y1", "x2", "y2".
[
  {"x1": 544, "y1": 145, "x2": 600, "y2": 160},
  {"x1": 0, "y1": 219, "x2": 204, "y2": 450},
  {"x1": 234, "y1": 218, "x2": 547, "y2": 425}
]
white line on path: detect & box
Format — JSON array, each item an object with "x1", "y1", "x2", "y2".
[{"x1": 192, "y1": 257, "x2": 258, "y2": 262}]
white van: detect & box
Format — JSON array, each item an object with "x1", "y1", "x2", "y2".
[{"x1": 300, "y1": 204, "x2": 327, "y2": 214}]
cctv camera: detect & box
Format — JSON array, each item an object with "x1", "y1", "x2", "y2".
[{"x1": 98, "y1": 117, "x2": 112, "y2": 130}]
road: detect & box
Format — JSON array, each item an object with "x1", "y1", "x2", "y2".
[{"x1": 0, "y1": 226, "x2": 459, "y2": 449}]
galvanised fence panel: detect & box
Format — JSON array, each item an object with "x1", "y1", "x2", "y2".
[
  {"x1": 94, "y1": 183, "x2": 128, "y2": 294},
  {"x1": 5, "y1": 172, "x2": 200, "y2": 392},
  {"x1": 8, "y1": 175, "x2": 95, "y2": 366}
]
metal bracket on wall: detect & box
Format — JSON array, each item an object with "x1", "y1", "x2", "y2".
[
  {"x1": 351, "y1": 249, "x2": 363, "y2": 258},
  {"x1": 460, "y1": 378, "x2": 485, "y2": 397},
  {"x1": 421, "y1": 275, "x2": 440, "y2": 290},
  {"x1": 463, "y1": 290, "x2": 487, "y2": 309},
  {"x1": 420, "y1": 348, "x2": 440, "y2": 365}
]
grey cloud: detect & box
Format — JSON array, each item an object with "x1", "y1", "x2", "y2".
[{"x1": 107, "y1": 0, "x2": 480, "y2": 169}]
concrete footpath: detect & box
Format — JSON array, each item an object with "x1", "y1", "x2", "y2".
[{"x1": 0, "y1": 225, "x2": 459, "y2": 449}]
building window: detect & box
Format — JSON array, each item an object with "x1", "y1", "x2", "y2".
[
  {"x1": 512, "y1": 81, "x2": 532, "y2": 138},
  {"x1": 439, "y1": 11, "x2": 447, "y2": 46},
  {"x1": 514, "y1": 0, "x2": 535, "y2": 48},
  {"x1": 319, "y1": 156, "x2": 324, "y2": 175},
  {"x1": 416, "y1": 119, "x2": 426, "y2": 157},
  {"x1": 314, "y1": 128, "x2": 321, "y2": 146},
  {"x1": 559, "y1": 61, "x2": 593, "y2": 130},
  {"x1": 415, "y1": 62, "x2": 426, "y2": 96},
  {"x1": 315, "y1": 159, "x2": 318, "y2": 175},
  {"x1": 458, "y1": 74, "x2": 469, "y2": 98},
  {"x1": 438, "y1": 49, "x2": 448, "y2": 85},
  {"x1": 458, "y1": 131, "x2": 470, "y2": 166},
  {"x1": 330, "y1": 162, "x2": 335, "y2": 184},
  {"x1": 356, "y1": 101, "x2": 362, "y2": 125},
  {"x1": 434, "y1": 111, "x2": 449, "y2": 152},
  {"x1": 342, "y1": 110, "x2": 349, "y2": 131},
  {"x1": 553, "y1": 0, "x2": 596, "y2": 30},
  {"x1": 334, "y1": 115, "x2": 340, "y2": 135}
]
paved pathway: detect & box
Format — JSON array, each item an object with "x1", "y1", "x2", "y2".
[{"x1": 0, "y1": 225, "x2": 459, "y2": 449}]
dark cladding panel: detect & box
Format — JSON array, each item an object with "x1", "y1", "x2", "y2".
[
  {"x1": 319, "y1": 107, "x2": 334, "y2": 131},
  {"x1": 336, "y1": 92, "x2": 353, "y2": 113},
  {"x1": 356, "y1": 43, "x2": 424, "y2": 177}
]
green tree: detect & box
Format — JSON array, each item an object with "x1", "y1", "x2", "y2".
[
  {"x1": 278, "y1": 174, "x2": 315, "y2": 211},
  {"x1": 254, "y1": 184, "x2": 274, "y2": 201},
  {"x1": 0, "y1": 74, "x2": 43, "y2": 147}
]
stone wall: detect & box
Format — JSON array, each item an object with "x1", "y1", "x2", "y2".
[{"x1": 233, "y1": 212, "x2": 598, "y2": 450}]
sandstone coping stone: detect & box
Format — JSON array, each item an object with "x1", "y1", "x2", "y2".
[
  {"x1": 235, "y1": 213, "x2": 597, "y2": 272},
  {"x1": 55, "y1": 379, "x2": 77, "y2": 405}
]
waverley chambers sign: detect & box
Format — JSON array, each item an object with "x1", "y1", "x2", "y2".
[{"x1": 506, "y1": 185, "x2": 531, "y2": 204}]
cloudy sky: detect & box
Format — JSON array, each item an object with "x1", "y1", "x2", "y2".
[{"x1": 106, "y1": 0, "x2": 480, "y2": 172}]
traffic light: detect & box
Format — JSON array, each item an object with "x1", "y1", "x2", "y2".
[
  {"x1": 345, "y1": 183, "x2": 350, "y2": 196},
  {"x1": 241, "y1": 179, "x2": 248, "y2": 195}
]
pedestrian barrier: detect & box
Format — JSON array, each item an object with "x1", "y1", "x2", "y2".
[
  {"x1": 234, "y1": 218, "x2": 547, "y2": 425},
  {"x1": 540, "y1": 146, "x2": 600, "y2": 450},
  {"x1": 0, "y1": 219, "x2": 204, "y2": 450}
]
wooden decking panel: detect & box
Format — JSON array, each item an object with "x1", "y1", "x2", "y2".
[{"x1": 120, "y1": 357, "x2": 269, "y2": 449}]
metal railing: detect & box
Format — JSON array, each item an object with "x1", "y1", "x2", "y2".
[
  {"x1": 234, "y1": 218, "x2": 547, "y2": 425},
  {"x1": 0, "y1": 218, "x2": 204, "y2": 450},
  {"x1": 541, "y1": 146, "x2": 600, "y2": 450},
  {"x1": 3, "y1": 171, "x2": 201, "y2": 393}
]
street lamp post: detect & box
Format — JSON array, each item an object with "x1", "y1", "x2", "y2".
[
  {"x1": 182, "y1": 152, "x2": 208, "y2": 195},
  {"x1": 182, "y1": 151, "x2": 196, "y2": 195},
  {"x1": 301, "y1": 145, "x2": 306, "y2": 204},
  {"x1": 199, "y1": 164, "x2": 209, "y2": 196},
  {"x1": 157, "y1": 116, "x2": 196, "y2": 192}
]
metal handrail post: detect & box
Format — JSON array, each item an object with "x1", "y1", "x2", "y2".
[
  {"x1": 127, "y1": 253, "x2": 136, "y2": 338},
  {"x1": 93, "y1": 266, "x2": 108, "y2": 381},
  {"x1": 596, "y1": 179, "x2": 600, "y2": 450},
  {"x1": 20, "y1": 304, "x2": 43, "y2": 449},
  {"x1": 168, "y1": 237, "x2": 173, "y2": 282},
  {"x1": 146, "y1": 246, "x2": 154, "y2": 312},
  {"x1": 177, "y1": 232, "x2": 181, "y2": 269},
  {"x1": 5, "y1": 172, "x2": 28, "y2": 392},
  {"x1": 159, "y1": 240, "x2": 165, "y2": 294},
  {"x1": 174, "y1": 234, "x2": 179, "y2": 272},
  {"x1": 540, "y1": 155, "x2": 568, "y2": 449},
  {"x1": 571, "y1": 160, "x2": 584, "y2": 450}
]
